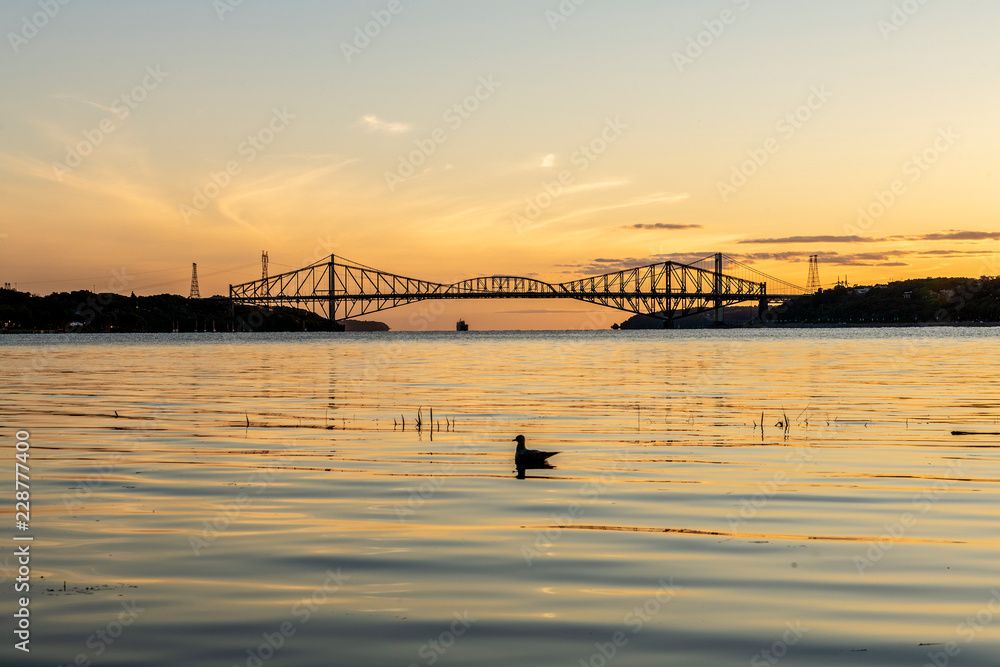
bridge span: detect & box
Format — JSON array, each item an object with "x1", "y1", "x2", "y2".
[{"x1": 229, "y1": 253, "x2": 809, "y2": 325}]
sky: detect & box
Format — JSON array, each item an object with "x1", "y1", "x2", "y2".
[{"x1": 1, "y1": 0, "x2": 998, "y2": 330}]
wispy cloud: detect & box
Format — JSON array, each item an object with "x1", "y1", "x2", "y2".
[
  {"x1": 740, "y1": 230, "x2": 1000, "y2": 244},
  {"x1": 563, "y1": 180, "x2": 629, "y2": 194},
  {"x1": 740, "y1": 235, "x2": 877, "y2": 244},
  {"x1": 359, "y1": 114, "x2": 412, "y2": 134},
  {"x1": 539, "y1": 192, "x2": 690, "y2": 228},
  {"x1": 540, "y1": 154, "x2": 555, "y2": 168},
  {"x1": 899, "y1": 230, "x2": 1000, "y2": 242},
  {"x1": 49, "y1": 92, "x2": 118, "y2": 116},
  {"x1": 734, "y1": 248, "x2": 994, "y2": 267},
  {"x1": 626, "y1": 223, "x2": 703, "y2": 231}
]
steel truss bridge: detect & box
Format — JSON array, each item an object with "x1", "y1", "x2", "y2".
[{"x1": 229, "y1": 254, "x2": 809, "y2": 325}]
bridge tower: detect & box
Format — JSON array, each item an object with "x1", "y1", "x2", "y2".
[
  {"x1": 189, "y1": 263, "x2": 201, "y2": 299},
  {"x1": 262, "y1": 251, "x2": 269, "y2": 281},
  {"x1": 806, "y1": 255, "x2": 821, "y2": 293},
  {"x1": 714, "y1": 253, "x2": 724, "y2": 324}
]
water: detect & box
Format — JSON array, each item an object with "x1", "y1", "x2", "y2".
[{"x1": 1, "y1": 329, "x2": 999, "y2": 666}]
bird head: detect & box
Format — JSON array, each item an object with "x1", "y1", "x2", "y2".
[{"x1": 513, "y1": 435, "x2": 526, "y2": 449}]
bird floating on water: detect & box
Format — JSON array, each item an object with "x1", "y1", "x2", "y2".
[{"x1": 513, "y1": 435, "x2": 559, "y2": 467}]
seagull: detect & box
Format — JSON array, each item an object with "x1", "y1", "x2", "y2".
[{"x1": 513, "y1": 435, "x2": 559, "y2": 467}]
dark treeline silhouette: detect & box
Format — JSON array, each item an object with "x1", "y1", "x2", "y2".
[
  {"x1": 774, "y1": 277, "x2": 1000, "y2": 324},
  {"x1": 0, "y1": 289, "x2": 336, "y2": 333}
]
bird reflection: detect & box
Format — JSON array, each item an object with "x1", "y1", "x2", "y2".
[{"x1": 515, "y1": 461, "x2": 555, "y2": 479}]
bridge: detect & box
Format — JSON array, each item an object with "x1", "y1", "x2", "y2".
[{"x1": 229, "y1": 253, "x2": 809, "y2": 325}]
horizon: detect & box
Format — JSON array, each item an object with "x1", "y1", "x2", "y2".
[{"x1": 2, "y1": 0, "x2": 999, "y2": 329}]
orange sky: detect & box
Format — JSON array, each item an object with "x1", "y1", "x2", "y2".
[{"x1": 1, "y1": 1, "x2": 998, "y2": 329}]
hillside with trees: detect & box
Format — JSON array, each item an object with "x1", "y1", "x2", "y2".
[
  {"x1": 0, "y1": 289, "x2": 337, "y2": 333},
  {"x1": 772, "y1": 277, "x2": 1000, "y2": 324}
]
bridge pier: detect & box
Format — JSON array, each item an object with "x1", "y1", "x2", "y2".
[{"x1": 758, "y1": 282, "x2": 769, "y2": 323}]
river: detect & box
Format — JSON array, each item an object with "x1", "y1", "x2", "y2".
[{"x1": 1, "y1": 329, "x2": 998, "y2": 666}]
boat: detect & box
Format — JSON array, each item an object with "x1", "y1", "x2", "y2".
[{"x1": 456, "y1": 319, "x2": 469, "y2": 331}]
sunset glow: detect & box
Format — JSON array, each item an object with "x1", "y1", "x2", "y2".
[{"x1": 2, "y1": 1, "x2": 998, "y2": 329}]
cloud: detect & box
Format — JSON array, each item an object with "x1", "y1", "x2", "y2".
[
  {"x1": 359, "y1": 115, "x2": 412, "y2": 134},
  {"x1": 740, "y1": 230, "x2": 1000, "y2": 244},
  {"x1": 49, "y1": 92, "x2": 119, "y2": 116},
  {"x1": 626, "y1": 223, "x2": 703, "y2": 231},
  {"x1": 896, "y1": 230, "x2": 1000, "y2": 242},
  {"x1": 563, "y1": 180, "x2": 629, "y2": 194},
  {"x1": 535, "y1": 192, "x2": 691, "y2": 229},
  {"x1": 740, "y1": 235, "x2": 879, "y2": 244},
  {"x1": 540, "y1": 154, "x2": 555, "y2": 168},
  {"x1": 556, "y1": 252, "x2": 715, "y2": 276},
  {"x1": 732, "y1": 247, "x2": 994, "y2": 268}
]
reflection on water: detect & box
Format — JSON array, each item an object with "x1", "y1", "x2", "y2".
[{"x1": 1, "y1": 329, "x2": 999, "y2": 666}]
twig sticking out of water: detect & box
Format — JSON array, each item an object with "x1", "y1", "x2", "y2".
[{"x1": 245, "y1": 412, "x2": 250, "y2": 428}]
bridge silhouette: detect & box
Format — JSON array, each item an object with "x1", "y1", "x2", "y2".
[{"x1": 229, "y1": 254, "x2": 809, "y2": 325}]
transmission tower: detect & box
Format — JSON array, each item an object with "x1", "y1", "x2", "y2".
[
  {"x1": 262, "y1": 251, "x2": 269, "y2": 281},
  {"x1": 189, "y1": 263, "x2": 201, "y2": 299},
  {"x1": 806, "y1": 255, "x2": 821, "y2": 293}
]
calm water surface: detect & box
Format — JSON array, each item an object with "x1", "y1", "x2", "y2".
[{"x1": 1, "y1": 329, "x2": 999, "y2": 666}]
